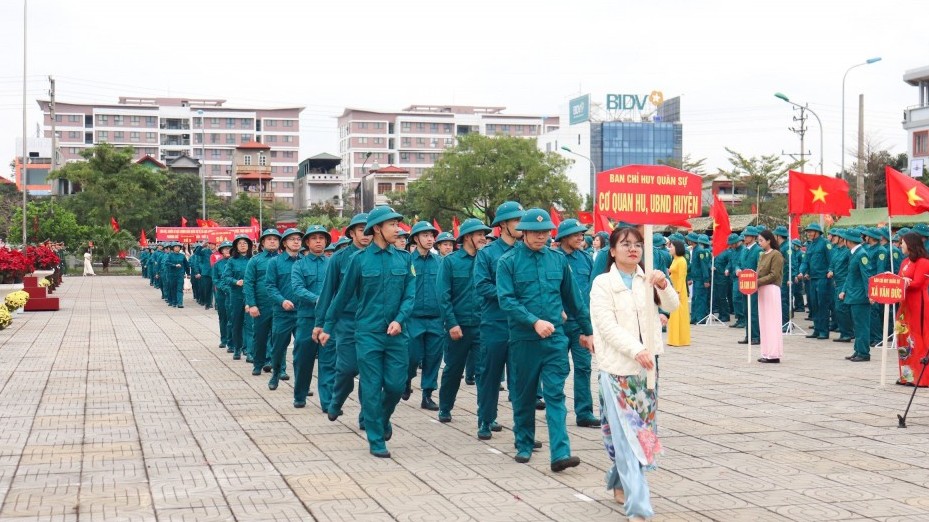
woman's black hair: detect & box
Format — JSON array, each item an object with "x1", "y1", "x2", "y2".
[
  {"x1": 758, "y1": 229, "x2": 779, "y2": 251},
  {"x1": 604, "y1": 226, "x2": 660, "y2": 304},
  {"x1": 670, "y1": 240, "x2": 686, "y2": 257},
  {"x1": 902, "y1": 232, "x2": 928, "y2": 262}
]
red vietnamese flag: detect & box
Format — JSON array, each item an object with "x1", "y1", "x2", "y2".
[
  {"x1": 452, "y1": 216, "x2": 461, "y2": 237},
  {"x1": 432, "y1": 219, "x2": 442, "y2": 233},
  {"x1": 398, "y1": 221, "x2": 412, "y2": 233},
  {"x1": 329, "y1": 227, "x2": 341, "y2": 244},
  {"x1": 139, "y1": 229, "x2": 148, "y2": 247},
  {"x1": 595, "y1": 212, "x2": 614, "y2": 233},
  {"x1": 710, "y1": 196, "x2": 731, "y2": 256},
  {"x1": 789, "y1": 214, "x2": 801, "y2": 239},
  {"x1": 549, "y1": 206, "x2": 563, "y2": 237},
  {"x1": 788, "y1": 171, "x2": 852, "y2": 216},
  {"x1": 196, "y1": 218, "x2": 205, "y2": 227},
  {"x1": 180, "y1": 217, "x2": 188, "y2": 227},
  {"x1": 576, "y1": 211, "x2": 594, "y2": 225},
  {"x1": 207, "y1": 219, "x2": 220, "y2": 227},
  {"x1": 110, "y1": 217, "x2": 120, "y2": 232},
  {"x1": 250, "y1": 216, "x2": 259, "y2": 230},
  {"x1": 886, "y1": 166, "x2": 929, "y2": 216}
]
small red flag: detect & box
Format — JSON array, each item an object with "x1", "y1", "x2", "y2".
[
  {"x1": 710, "y1": 196, "x2": 731, "y2": 256},
  {"x1": 886, "y1": 166, "x2": 929, "y2": 216},
  {"x1": 250, "y1": 217, "x2": 259, "y2": 230},
  {"x1": 594, "y1": 212, "x2": 614, "y2": 233},
  {"x1": 329, "y1": 227, "x2": 341, "y2": 243},
  {"x1": 180, "y1": 217, "x2": 188, "y2": 227},
  {"x1": 549, "y1": 206, "x2": 563, "y2": 238},
  {"x1": 576, "y1": 211, "x2": 594, "y2": 225},
  {"x1": 452, "y1": 216, "x2": 461, "y2": 237},
  {"x1": 789, "y1": 214, "x2": 801, "y2": 240},
  {"x1": 110, "y1": 217, "x2": 120, "y2": 232},
  {"x1": 139, "y1": 229, "x2": 148, "y2": 247},
  {"x1": 398, "y1": 221, "x2": 412, "y2": 233},
  {"x1": 787, "y1": 171, "x2": 853, "y2": 217}
]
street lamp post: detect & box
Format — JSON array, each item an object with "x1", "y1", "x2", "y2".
[
  {"x1": 21, "y1": 0, "x2": 27, "y2": 249},
  {"x1": 775, "y1": 93, "x2": 824, "y2": 174},
  {"x1": 358, "y1": 151, "x2": 372, "y2": 213},
  {"x1": 197, "y1": 109, "x2": 206, "y2": 221},
  {"x1": 560, "y1": 146, "x2": 599, "y2": 201},
  {"x1": 842, "y1": 57, "x2": 881, "y2": 179}
]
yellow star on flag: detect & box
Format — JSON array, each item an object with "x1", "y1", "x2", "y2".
[
  {"x1": 712, "y1": 220, "x2": 718, "y2": 230},
  {"x1": 907, "y1": 187, "x2": 924, "y2": 207},
  {"x1": 810, "y1": 185, "x2": 828, "y2": 204}
]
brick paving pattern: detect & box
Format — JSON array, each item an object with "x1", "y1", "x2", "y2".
[{"x1": 1, "y1": 276, "x2": 928, "y2": 521}]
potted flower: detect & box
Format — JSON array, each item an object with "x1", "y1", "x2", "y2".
[
  {"x1": 5, "y1": 290, "x2": 29, "y2": 314},
  {"x1": 0, "y1": 306, "x2": 11, "y2": 330},
  {"x1": 0, "y1": 247, "x2": 34, "y2": 286},
  {"x1": 25, "y1": 245, "x2": 60, "y2": 280}
]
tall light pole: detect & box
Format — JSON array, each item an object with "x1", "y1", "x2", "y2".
[
  {"x1": 358, "y1": 151, "x2": 372, "y2": 212},
  {"x1": 257, "y1": 151, "x2": 265, "y2": 229},
  {"x1": 21, "y1": 0, "x2": 28, "y2": 249},
  {"x1": 560, "y1": 145, "x2": 599, "y2": 202},
  {"x1": 775, "y1": 93, "x2": 824, "y2": 174},
  {"x1": 196, "y1": 109, "x2": 206, "y2": 221},
  {"x1": 842, "y1": 57, "x2": 881, "y2": 179}
]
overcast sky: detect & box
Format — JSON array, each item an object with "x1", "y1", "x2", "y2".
[{"x1": 0, "y1": 0, "x2": 923, "y2": 179}]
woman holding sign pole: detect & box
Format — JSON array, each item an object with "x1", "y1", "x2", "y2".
[
  {"x1": 756, "y1": 230, "x2": 784, "y2": 363},
  {"x1": 896, "y1": 233, "x2": 929, "y2": 386},
  {"x1": 590, "y1": 226, "x2": 680, "y2": 520}
]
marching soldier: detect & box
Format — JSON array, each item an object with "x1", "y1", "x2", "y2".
[
  {"x1": 223, "y1": 235, "x2": 254, "y2": 361},
  {"x1": 291, "y1": 225, "x2": 331, "y2": 410},
  {"x1": 840, "y1": 228, "x2": 874, "y2": 361},
  {"x1": 244, "y1": 229, "x2": 282, "y2": 377},
  {"x1": 404, "y1": 221, "x2": 445, "y2": 410},
  {"x1": 265, "y1": 228, "x2": 304, "y2": 391},
  {"x1": 213, "y1": 241, "x2": 233, "y2": 351},
  {"x1": 736, "y1": 227, "x2": 760, "y2": 344}
]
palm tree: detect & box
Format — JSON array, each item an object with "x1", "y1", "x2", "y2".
[{"x1": 93, "y1": 228, "x2": 135, "y2": 272}]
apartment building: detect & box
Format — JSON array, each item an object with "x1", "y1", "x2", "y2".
[
  {"x1": 904, "y1": 66, "x2": 929, "y2": 176},
  {"x1": 36, "y1": 97, "x2": 303, "y2": 205}
]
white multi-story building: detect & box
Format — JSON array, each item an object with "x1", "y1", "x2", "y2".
[
  {"x1": 36, "y1": 97, "x2": 303, "y2": 205},
  {"x1": 904, "y1": 66, "x2": 929, "y2": 177},
  {"x1": 337, "y1": 105, "x2": 558, "y2": 210}
]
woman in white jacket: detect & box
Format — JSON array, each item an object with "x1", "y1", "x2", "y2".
[{"x1": 590, "y1": 226, "x2": 679, "y2": 521}]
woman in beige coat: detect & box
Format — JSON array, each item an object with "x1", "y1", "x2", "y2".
[{"x1": 590, "y1": 226, "x2": 679, "y2": 521}]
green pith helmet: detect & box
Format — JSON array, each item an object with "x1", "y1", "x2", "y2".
[
  {"x1": 217, "y1": 241, "x2": 233, "y2": 252},
  {"x1": 346, "y1": 212, "x2": 369, "y2": 235},
  {"x1": 279, "y1": 227, "x2": 303, "y2": 242},
  {"x1": 457, "y1": 218, "x2": 491, "y2": 242},
  {"x1": 515, "y1": 208, "x2": 556, "y2": 232},
  {"x1": 554, "y1": 219, "x2": 588, "y2": 241},
  {"x1": 804, "y1": 223, "x2": 824, "y2": 234},
  {"x1": 364, "y1": 206, "x2": 404, "y2": 235},
  {"x1": 435, "y1": 232, "x2": 456, "y2": 244},
  {"x1": 491, "y1": 201, "x2": 526, "y2": 226},
  {"x1": 302, "y1": 224, "x2": 331, "y2": 245},
  {"x1": 409, "y1": 220, "x2": 439, "y2": 239},
  {"x1": 259, "y1": 228, "x2": 282, "y2": 242}
]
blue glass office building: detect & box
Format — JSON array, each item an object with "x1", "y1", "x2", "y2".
[{"x1": 591, "y1": 96, "x2": 683, "y2": 171}]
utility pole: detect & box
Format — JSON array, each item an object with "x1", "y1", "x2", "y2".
[
  {"x1": 49, "y1": 76, "x2": 57, "y2": 171},
  {"x1": 786, "y1": 106, "x2": 809, "y2": 172},
  {"x1": 856, "y1": 94, "x2": 865, "y2": 209},
  {"x1": 21, "y1": 0, "x2": 28, "y2": 249}
]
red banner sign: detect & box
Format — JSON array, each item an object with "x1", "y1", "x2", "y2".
[
  {"x1": 738, "y1": 270, "x2": 758, "y2": 295},
  {"x1": 595, "y1": 165, "x2": 702, "y2": 225},
  {"x1": 868, "y1": 273, "x2": 906, "y2": 305},
  {"x1": 155, "y1": 226, "x2": 259, "y2": 243}
]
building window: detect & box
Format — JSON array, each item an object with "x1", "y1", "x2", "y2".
[
  {"x1": 400, "y1": 152, "x2": 409, "y2": 161},
  {"x1": 212, "y1": 164, "x2": 221, "y2": 174},
  {"x1": 444, "y1": 138, "x2": 453, "y2": 147},
  {"x1": 271, "y1": 151, "x2": 278, "y2": 158},
  {"x1": 244, "y1": 155, "x2": 252, "y2": 166},
  {"x1": 97, "y1": 115, "x2": 108, "y2": 124},
  {"x1": 241, "y1": 118, "x2": 250, "y2": 127},
  {"x1": 394, "y1": 183, "x2": 406, "y2": 192},
  {"x1": 444, "y1": 124, "x2": 452, "y2": 133},
  {"x1": 431, "y1": 138, "x2": 438, "y2": 148},
  {"x1": 358, "y1": 137, "x2": 368, "y2": 144},
  {"x1": 68, "y1": 131, "x2": 78, "y2": 139},
  {"x1": 375, "y1": 122, "x2": 384, "y2": 129},
  {"x1": 416, "y1": 122, "x2": 425, "y2": 131},
  {"x1": 68, "y1": 115, "x2": 80, "y2": 122},
  {"x1": 915, "y1": 131, "x2": 929, "y2": 156},
  {"x1": 377, "y1": 182, "x2": 392, "y2": 194},
  {"x1": 283, "y1": 120, "x2": 293, "y2": 127},
  {"x1": 402, "y1": 138, "x2": 411, "y2": 146},
  {"x1": 266, "y1": 119, "x2": 277, "y2": 127},
  {"x1": 146, "y1": 132, "x2": 155, "y2": 141},
  {"x1": 212, "y1": 149, "x2": 221, "y2": 159},
  {"x1": 113, "y1": 131, "x2": 123, "y2": 141},
  {"x1": 98, "y1": 131, "x2": 108, "y2": 141},
  {"x1": 417, "y1": 153, "x2": 425, "y2": 160},
  {"x1": 430, "y1": 123, "x2": 438, "y2": 132},
  {"x1": 130, "y1": 132, "x2": 140, "y2": 142},
  {"x1": 283, "y1": 135, "x2": 294, "y2": 143},
  {"x1": 210, "y1": 117, "x2": 219, "y2": 127},
  {"x1": 401, "y1": 122, "x2": 411, "y2": 132},
  {"x1": 358, "y1": 122, "x2": 368, "y2": 129},
  {"x1": 226, "y1": 118, "x2": 235, "y2": 128},
  {"x1": 241, "y1": 134, "x2": 252, "y2": 143},
  {"x1": 144, "y1": 116, "x2": 155, "y2": 127},
  {"x1": 114, "y1": 115, "x2": 123, "y2": 125},
  {"x1": 283, "y1": 166, "x2": 294, "y2": 173},
  {"x1": 259, "y1": 154, "x2": 267, "y2": 166},
  {"x1": 374, "y1": 137, "x2": 383, "y2": 145}
]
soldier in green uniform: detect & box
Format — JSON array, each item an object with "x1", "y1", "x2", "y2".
[
  {"x1": 862, "y1": 228, "x2": 889, "y2": 346},
  {"x1": 149, "y1": 244, "x2": 162, "y2": 288},
  {"x1": 265, "y1": 228, "x2": 304, "y2": 391},
  {"x1": 436, "y1": 218, "x2": 490, "y2": 422},
  {"x1": 474, "y1": 201, "x2": 525, "y2": 441},
  {"x1": 320, "y1": 206, "x2": 415, "y2": 459},
  {"x1": 712, "y1": 234, "x2": 733, "y2": 323},
  {"x1": 828, "y1": 230, "x2": 853, "y2": 343},
  {"x1": 404, "y1": 221, "x2": 445, "y2": 410},
  {"x1": 140, "y1": 247, "x2": 151, "y2": 280},
  {"x1": 223, "y1": 235, "x2": 253, "y2": 360},
  {"x1": 190, "y1": 242, "x2": 202, "y2": 305},
  {"x1": 291, "y1": 225, "x2": 331, "y2": 409},
  {"x1": 736, "y1": 227, "x2": 760, "y2": 344},
  {"x1": 652, "y1": 234, "x2": 671, "y2": 276},
  {"x1": 314, "y1": 213, "x2": 370, "y2": 423},
  {"x1": 244, "y1": 229, "x2": 281, "y2": 376},
  {"x1": 435, "y1": 232, "x2": 456, "y2": 257},
  {"x1": 164, "y1": 242, "x2": 190, "y2": 308},
  {"x1": 196, "y1": 241, "x2": 216, "y2": 309},
  {"x1": 497, "y1": 208, "x2": 593, "y2": 471},
  {"x1": 725, "y1": 234, "x2": 745, "y2": 328},
  {"x1": 212, "y1": 241, "x2": 233, "y2": 350},
  {"x1": 798, "y1": 223, "x2": 831, "y2": 340},
  {"x1": 555, "y1": 219, "x2": 600, "y2": 428},
  {"x1": 840, "y1": 228, "x2": 873, "y2": 361},
  {"x1": 692, "y1": 234, "x2": 712, "y2": 323}
]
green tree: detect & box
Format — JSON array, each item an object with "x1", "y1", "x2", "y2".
[
  {"x1": 9, "y1": 200, "x2": 91, "y2": 251},
  {"x1": 213, "y1": 193, "x2": 261, "y2": 227},
  {"x1": 848, "y1": 139, "x2": 908, "y2": 208},
  {"x1": 50, "y1": 144, "x2": 167, "y2": 234},
  {"x1": 296, "y1": 202, "x2": 349, "y2": 231},
  {"x1": 0, "y1": 183, "x2": 24, "y2": 243},
  {"x1": 659, "y1": 154, "x2": 707, "y2": 175},
  {"x1": 90, "y1": 227, "x2": 136, "y2": 272},
  {"x1": 157, "y1": 171, "x2": 224, "y2": 226},
  {"x1": 396, "y1": 134, "x2": 581, "y2": 224},
  {"x1": 718, "y1": 148, "x2": 801, "y2": 226}
]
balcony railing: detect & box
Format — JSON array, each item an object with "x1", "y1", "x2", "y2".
[
  {"x1": 161, "y1": 139, "x2": 191, "y2": 147},
  {"x1": 160, "y1": 121, "x2": 191, "y2": 130}
]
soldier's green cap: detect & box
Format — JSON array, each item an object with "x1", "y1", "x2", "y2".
[
  {"x1": 409, "y1": 220, "x2": 439, "y2": 238},
  {"x1": 217, "y1": 241, "x2": 233, "y2": 251},
  {"x1": 652, "y1": 233, "x2": 667, "y2": 245},
  {"x1": 727, "y1": 233, "x2": 741, "y2": 245},
  {"x1": 685, "y1": 232, "x2": 700, "y2": 242},
  {"x1": 302, "y1": 225, "x2": 331, "y2": 245},
  {"x1": 515, "y1": 208, "x2": 556, "y2": 232},
  {"x1": 743, "y1": 226, "x2": 760, "y2": 236},
  {"x1": 435, "y1": 232, "x2": 456, "y2": 244},
  {"x1": 364, "y1": 206, "x2": 404, "y2": 235},
  {"x1": 259, "y1": 228, "x2": 282, "y2": 242},
  {"x1": 773, "y1": 226, "x2": 789, "y2": 238},
  {"x1": 554, "y1": 219, "x2": 588, "y2": 241},
  {"x1": 491, "y1": 201, "x2": 526, "y2": 226},
  {"x1": 697, "y1": 234, "x2": 711, "y2": 246},
  {"x1": 804, "y1": 223, "x2": 824, "y2": 234},
  {"x1": 348, "y1": 212, "x2": 369, "y2": 230},
  {"x1": 279, "y1": 227, "x2": 303, "y2": 241},
  {"x1": 457, "y1": 218, "x2": 491, "y2": 241}
]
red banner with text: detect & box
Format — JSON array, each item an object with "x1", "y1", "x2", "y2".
[
  {"x1": 868, "y1": 273, "x2": 906, "y2": 305},
  {"x1": 595, "y1": 165, "x2": 702, "y2": 226},
  {"x1": 155, "y1": 226, "x2": 259, "y2": 243}
]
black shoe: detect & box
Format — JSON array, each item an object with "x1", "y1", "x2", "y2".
[
  {"x1": 233, "y1": 354, "x2": 241, "y2": 360},
  {"x1": 421, "y1": 396, "x2": 439, "y2": 411},
  {"x1": 833, "y1": 338, "x2": 852, "y2": 343},
  {"x1": 490, "y1": 422, "x2": 503, "y2": 432},
  {"x1": 327, "y1": 409, "x2": 342, "y2": 422},
  {"x1": 758, "y1": 358, "x2": 780, "y2": 363},
  {"x1": 438, "y1": 411, "x2": 452, "y2": 423},
  {"x1": 280, "y1": 373, "x2": 290, "y2": 381},
  {"x1": 805, "y1": 334, "x2": 819, "y2": 339},
  {"x1": 465, "y1": 378, "x2": 475, "y2": 385},
  {"x1": 515, "y1": 452, "x2": 531, "y2": 464},
  {"x1": 370, "y1": 449, "x2": 391, "y2": 458},
  {"x1": 246, "y1": 356, "x2": 254, "y2": 363},
  {"x1": 293, "y1": 401, "x2": 306, "y2": 408},
  {"x1": 262, "y1": 365, "x2": 272, "y2": 373},
  {"x1": 219, "y1": 343, "x2": 226, "y2": 348},
  {"x1": 551, "y1": 456, "x2": 581, "y2": 472},
  {"x1": 401, "y1": 384, "x2": 412, "y2": 401},
  {"x1": 816, "y1": 335, "x2": 829, "y2": 340},
  {"x1": 576, "y1": 418, "x2": 601, "y2": 428},
  {"x1": 268, "y1": 382, "x2": 278, "y2": 391},
  {"x1": 848, "y1": 355, "x2": 871, "y2": 362},
  {"x1": 535, "y1": 399, "x2": 546, "y2": 410},
  {"x1": 844, "y1": 354, "x2": 856, "y2": 360},
  {"x1": 226, "y1": 348, "x2": 234, "y2": 353},
  {"x1": 251, "y1": 369, "x2": 261, "y2": 376},
  {"x1": 737, "y1": 339, "x2": 760, "y2": 345},
  {"x1": 533, "y1": 441, "x2": 542, "y2": 449}
]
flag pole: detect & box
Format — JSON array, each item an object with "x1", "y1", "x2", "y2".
[
  {"x1": 697, "y1": 252, "x2": 724, "y2": 325},
  {"x1": 643, "y1": 224, "x2": 657, "y2": 390},
  {"x1": 784, "y1": 214, "x2": 807, "y2": 335},
  {"x1": 880, "y1": 217, "x2": 894, "y2": 387}
]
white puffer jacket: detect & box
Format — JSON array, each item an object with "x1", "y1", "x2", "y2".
[{"x1": 590, "y1": 265, "x2": 680, "y2": 383}]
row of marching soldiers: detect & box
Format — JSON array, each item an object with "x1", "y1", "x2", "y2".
[{"x1": 141, "y1": 203, "x2": 600, "y2": 470}]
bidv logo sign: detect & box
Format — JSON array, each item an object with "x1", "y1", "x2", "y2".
[
  {"x1": 606, "y1": 90, "x2": 664, "y2": 111},
  {"x1": 569, "y1": 94, "x2": 589, "y2": 125}
]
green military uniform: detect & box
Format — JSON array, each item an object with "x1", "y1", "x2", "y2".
[
  {"x1": 691, "y1": 234, "x2": 711, "y2": 323},
  {"x1": 726, "y1": 235, "x2": 745, "y2": 327},
  {"x1": 244, "y1": 229, "x2": 281, "y2": 375},
  {"x1": 736, "y1": 227, "x2": 761, "y2": 343},
  {"x1": 406, "y1": 221, "x2": 446, "y2": 409},
  {"x1": 827, "y1": 231, "x2": 852, "y2": 341},
  {"x1": 196, "y1": 243, "x2": 215, "y2": 309},
  {"x1": 713, "y1": 236, "x2": 734, "y2": 323},
  {"x1": 556, "y1": 219, "x2": 599, "y2": 427},
  {"x1": 323, "y1": 206, "x2": 415, "y2": 458},
  {"x1": 496, "y1": 208, "x2": 591, "y2": 470},
  {"x1": 316, "y1": 213, "x2": 368, "y2": 422},
  {"x1": 265, "y1": 228, "x2": 304, "y2": 390},
  {"x1": 212, "y1": 242, "x2": 233, "y2": 350},
  {"x1": 436, "y1": 218, "x2": 491, "y2": 422},
  {"x1": 291, "y1": 225, "x2": 331, "y2": 409},
  {"x1": 841, "y1": 229, "x2": 874, "y2": 360},
  {"x1": 163, "y1": 243, "x2": 190, "y2": 307},
  {"x1": 149, "y1": 245, "x2": 162, "y2": 288},
  {"x1": 140, "y1": 248, "x2": 151, "y2": 279},
  {"x1": 474, "y1": 201, "x2": 525, "y2": 440},
  {"x1": 799, "y1": 224, "x2": 831, "y2": 339},
  {"x1": 223, "y1": 235, "x2": 254, "y2": 361}
]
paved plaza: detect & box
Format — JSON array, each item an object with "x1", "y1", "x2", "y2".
[{"x1": 1, "y1": 276, "x2": 929, "y2": 521}]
